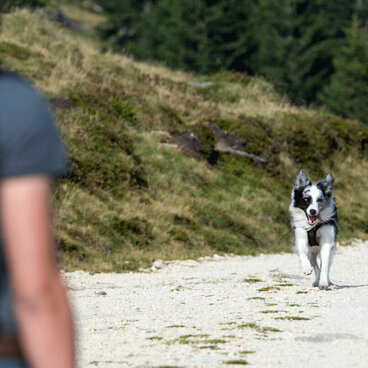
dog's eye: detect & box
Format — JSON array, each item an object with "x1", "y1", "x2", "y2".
[
  {"x1": 317, "y1": 198, "x2": 323, "y2": 203},
  {"x1": 304, "y1": 197, "x2": 310, "y2": 202}
]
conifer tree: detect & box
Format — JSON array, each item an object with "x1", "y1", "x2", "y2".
[
  {"x1": 247, "y1": 0, "x2": 292, "y2": 92},
  {"x1": 99, "y1": 0, "x2": 255, "y2": 74},
  {"x1": 5, "y1": 0, "x2": 49, "y2": 9},
  {"x1": 205, "y1": 0, "x2": 255, "y2": 73},
  {"x1": 98, "y1": 0, "x2": 147, "y2": 51},
  {"x1": 287, "y1": 0, "x2": 354, "y2": 104},
  {"x1": 321, "y1": 16, "x2": 368, "y2": 124},
  {"x1": 135, "y1": 0, "x2": 210, "y2": 73}
]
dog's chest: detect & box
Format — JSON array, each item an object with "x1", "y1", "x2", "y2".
[
  {"x1": 307, "y1": 225, "x2": 322, "y2": 246},
  {"x1": 289, "y1": 205, "x2": 313, "y2": 230}
]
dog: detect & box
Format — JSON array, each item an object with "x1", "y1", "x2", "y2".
[{"x1": 289, "y1": 169, "x2": 338, "y2": 290}]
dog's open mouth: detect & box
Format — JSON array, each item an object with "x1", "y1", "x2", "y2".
[{"x1": 307, "y1": 214, "x2": 323, "y2": 225}]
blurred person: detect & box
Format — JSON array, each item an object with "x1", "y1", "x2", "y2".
[{"x1": 0, "y1": 3, "x2": 75, "y2": 367}]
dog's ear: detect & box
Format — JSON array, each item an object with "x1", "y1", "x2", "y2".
[
  {"x1": 325, "y1": 173, "x2": 334, "y2": 186},
  {"x1": 294, "y1": 169, "x2": 311, "y2": 189},
  {"x1": 318, "y1": 173, "x2": 334, "y2": 197}
]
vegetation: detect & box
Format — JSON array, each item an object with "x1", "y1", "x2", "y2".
[
  {"x1": 321, "y1": 16, "x2": 368, "y2": 123},
  {"x1": 0, "y1": 9, "x2": 367, "y2": 272},
  {"x1": 4, "y1": 0, "x2": 50, "y2": 10},
  {"x1": 97, "y1": 0, "x2": 368, "y2": 116}
]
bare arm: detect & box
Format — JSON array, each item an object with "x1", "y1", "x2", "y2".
[{"x1": 0, "y1": 175, "x2": 75, "y2": 368}]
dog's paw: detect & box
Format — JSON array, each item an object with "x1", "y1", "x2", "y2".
[
  {"x1": 300, "y1": 259, "x2": 313, "y2": 275},
  {"x1": 318, "y1": 284, "x2": 330, "y2": 291},
  {"x1": 312, "y1": 280, "x2": 320, "y2": 287}
]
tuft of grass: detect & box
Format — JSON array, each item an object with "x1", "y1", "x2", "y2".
[
  {"x1": 147, "y1": 336, "x2": 163, "y2": 341},
  {"x1": 224, "y1": 359, "x2": 249, "y2": 365},
  {"x1": 199, "y1": 345, "x2": 218, "y2": 350},
  {"x1": 258, "y1": 286, "x2": 281, "y2": 292},
  {"x1": 238, "y1": 323, "x2": 281, "y2": 333},
  {"x1": 275, "y1": 316, "x2": 310, "y2": 321},
  {"x1": 244, "y1": 278, "x2": 262, "y2": 283},
  {"x1": 296, "y1": 291, "x2": 308, "y2": 294},
  {"x1": 167, "y1": 325, "x2": 185, "y2": 328},
  {"x1": 260, "y1": 310, "x2": 281, "y2": 314},
  {"x1": 0, "y1": 41, "x2": 30, "y2": 60},
  {"x1": 262, "y1": 326, "x2": 282, "y2": 332},
  {"x1": 274, "y1": 283, "x2": 294, "y2": 287},
  {"x1": 169, "y1": 334, "x2": 221, "y2": 346},
  {"x1": 202, "y1": 339, "x2": 227, "y2": 344},
  {"x1": 247, "y1": 297, "x2": 265, "y2": 301}
]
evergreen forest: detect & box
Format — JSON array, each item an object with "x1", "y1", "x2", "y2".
[{"x1": 97, "y1": 0, "x2": 368, "y2": 123}]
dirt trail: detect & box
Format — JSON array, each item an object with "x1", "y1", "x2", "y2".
[{"x1": 65, "y1": 240, "x2": 368, "y2": 368}]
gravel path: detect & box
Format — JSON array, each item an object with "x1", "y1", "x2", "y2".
[{"x1": 65, "y1": 240, "x2": 368, "y2": 368}]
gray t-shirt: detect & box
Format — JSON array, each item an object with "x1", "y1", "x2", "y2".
[{"x1": 0, "y1": 72, "x2": 68, "y2": 332}]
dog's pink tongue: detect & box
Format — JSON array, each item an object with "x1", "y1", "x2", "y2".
[{"x1": 307, "y1": 216, "x2": 314, "y2": 225}]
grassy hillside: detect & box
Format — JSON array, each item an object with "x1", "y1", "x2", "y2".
[{"x1": 1, "y1": 10, "x2": 367, "y2": 271}]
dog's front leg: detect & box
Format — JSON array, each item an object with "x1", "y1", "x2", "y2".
[
  {"x1": 318, "y1": 226, "x2": 336, "y2": 290},
  {"x1": 295, "y1": 228, "x2": 312, "y2": 275},
  {"x1": 309, "y1": 252, "x2": 320, "y2": 287}
]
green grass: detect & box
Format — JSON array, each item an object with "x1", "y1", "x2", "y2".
[
  {"x1": 274, "y1": 283, "x2": 294, "y2": 287},
  {"x1": 258, "y1": 286, "x2": 281, "y2": 292},
  {"x1": 275, "y1": 316, "x2": 310, "y2": 321},
  {"x1": 224, "y1": 360, "x2": 249, "y2": 365},
  {"x1": 244, "y1": 278, "x2": 262, "y2": 283},
  {"x1": 238, "y1": 323, "x2": 281, "y2": 333},
  {"x1": 169, "y1": 334, "x2": 226, "y2": 346},
  {"x1": 247, "y1": 297, "x2": 265, "y2": 301},
  {"x1": 167, "y1": 325, "x2": 185, "y2": 328},
  {"x1": 260, "y1": 310, "x2": 282, "y2": 314},
  {"x1": 1, "y1": 9, "x2": 367, "y2": 271}
]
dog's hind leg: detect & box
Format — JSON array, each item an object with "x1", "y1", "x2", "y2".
[
  {"x1": 309, "y1": 252, "x2": 320, "y2": 287},
  {"x1": 318, "y1": 225, "x2": 336, "y2": 290},
  {"x1": 294, "y1": 228, "x2": 313, "y2": 275}
]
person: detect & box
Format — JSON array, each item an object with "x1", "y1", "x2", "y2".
[{"x1": 0, "y1": 69, "x2": 76, "y2": 367}]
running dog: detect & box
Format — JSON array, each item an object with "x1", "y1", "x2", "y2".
[{"x1": 289, "y1": 169, "x2": 338, "y2": 290}]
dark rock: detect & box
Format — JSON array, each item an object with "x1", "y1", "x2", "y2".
[
  {"x1": 169, "y1": 122, "x2": 268, "y2": 168},
  {"x1": 170, "y1": 130, "x2": 203, "y2": 160}
]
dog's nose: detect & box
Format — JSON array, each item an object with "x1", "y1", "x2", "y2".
[{"x1": 310, "y1": 209, "x2": 317, "y2": 215}]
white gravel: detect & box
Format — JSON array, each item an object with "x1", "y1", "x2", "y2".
[{"x1": 65, "y1": 239, "x2": 368, "y2": 368}]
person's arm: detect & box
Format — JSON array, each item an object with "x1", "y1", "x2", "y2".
[{"x1": 0, "y1": 175, "x2": 75, "y2": 368}]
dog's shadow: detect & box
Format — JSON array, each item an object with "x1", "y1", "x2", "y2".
[{"x1": 332, "y1": 284, "x2": 368, "y2": 290}]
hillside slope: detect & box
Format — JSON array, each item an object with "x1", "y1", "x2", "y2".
[{"x1": 1, "y1": 10, "x2": 367, "y2": 271}]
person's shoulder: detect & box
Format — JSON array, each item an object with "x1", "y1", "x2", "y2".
[{"x1": 0, "y1": 71, "x2": 45, "y2": 108}]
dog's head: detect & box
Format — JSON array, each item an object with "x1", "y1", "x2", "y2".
[{"x1": 292, "y1": 169, "x2": 334, "y2": 225}]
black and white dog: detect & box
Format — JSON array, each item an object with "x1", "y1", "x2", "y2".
[{"x1": 289, "y1": 169, "x2": 338, "y2": 290}]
